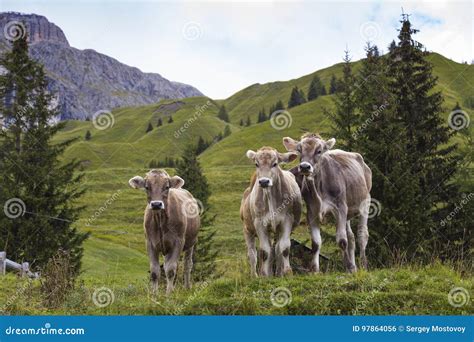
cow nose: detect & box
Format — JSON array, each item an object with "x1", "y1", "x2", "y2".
[
  {"x1": 150, "y1": 201, "x2": 164, "y2": 210},
  {"x1": 258, "y1": 178, "x2": 271, "y2": 188},
  {"x1": 299, "y1": 162, "x2": 312, "y2": 173}
]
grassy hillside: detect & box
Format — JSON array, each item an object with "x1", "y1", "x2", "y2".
[{"x1": 1, "y1": 53, "x2": 472, "y2": 315}]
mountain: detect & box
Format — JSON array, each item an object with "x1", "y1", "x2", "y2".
[{"x1": 0, "y1": 12, "x2": 203, "y2": 120}]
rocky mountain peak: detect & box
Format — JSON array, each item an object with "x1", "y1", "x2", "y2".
[{"x1": 0, "y1": 12, "x2": 69, "y2": 46}]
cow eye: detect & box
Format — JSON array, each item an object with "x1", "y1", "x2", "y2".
[
  {"x1": 272, "y1": 162, "x2": 277, "y2": 167},
  {"x1": 316, "y1": 150, "x2": 322, "y2": 155},
  {"x1": 255, "y1": 163, "x2": 259, "y2": 167}
]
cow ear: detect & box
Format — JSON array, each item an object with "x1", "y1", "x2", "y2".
[
  {"x1": 278, "y1": 152, "x2": 298, "y2": 164},
  {"x1": 129, "y1": 176, "x2": 145, "y2": 189},
  {"x1": 246, "y1": 150, "x2": 256, "y2": 160},
  {"x1": 282, "y1": 137, "x2": 298, "y2": 152},
  {"x1": 170, "y1": 176, "x2": 185, "y2": 189},
  {"x1": 326, "y1": 138, "x2": 336, "y2": 150}
]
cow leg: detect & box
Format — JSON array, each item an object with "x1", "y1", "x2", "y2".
[
  {"x1": 275, "y1": 218, "x2": 292, "y2": 276},
  {"x1": 147, "y1": 240, "x2": 160, "y2": 293},
  {"x1": 244, "y1": 232, "x2": 258, "y2": 277},
  {"x1": 358, "y1": 200, "x2": 370, "y2": 270},
  {"x1": 335, "y1": 205, "x2": 356, "y2": 273},
  {"x1": 183, "y1": 245, "x2": 194, "y2": 289},
  {"x1": 307, "y1": 207, "x2": 322, "y2": 273},
  {"x1": 346, "y1": 220, "x2": 357, "y2": 272},
  {"x1": 164, "y1": 242, "x2": 183, "y2": 295},
  {"x1": 256, "y1": 225, "x2": 273, "y2": 277}
]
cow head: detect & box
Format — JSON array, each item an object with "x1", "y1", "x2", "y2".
[
  {"x1": 283, "y1": 134, "x2": 336, "y2": 176},
  {"x1": 129, "y1": 169, "x2": 184, "y2": 211},
  {"x1": 246, "y1": 147, "x2": 298, "y2": 188}
]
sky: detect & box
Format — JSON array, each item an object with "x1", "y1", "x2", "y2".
[{"x1": 1, "y1": 0, "x2": 472, "y2": 99}]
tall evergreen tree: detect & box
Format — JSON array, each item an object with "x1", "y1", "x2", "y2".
[
  {"x1": 175, "y1": 145, "x2": 217, "y2": 281},
  {"x1": 383, "y1": 15, "x2": 462, "y2": 260},
  {"x1": 329, "y1": 74, "x2": 338, "y2": 94},
  {"x1": 217, "y1": 105, "x2": 230, "y2": 122},
  {"x1": 288, "y1": 86, "x2": 306, "y2": 108},
  {"x1": 168, "y1": 115, "x2": 173, "y2": 123},
  {"x1": 84, "y1": 130, "x2": 92, "y2": 141},
  {"x1": 326, "y1": 49, "x2": 358, "y2": 151},
  {"x1": 157, "y1": 118, "x2": 163, "y2": 127},
  {"x1": 223, "y1": 125, "x2": 231, "y2": 137},
  {"x1": 239, "y1": 118, "x2": 244, "y2": 126},
  {"x1": 274, "y1": 100, "x2": 285, "y2": 111},
  {"x1": 146, "y1": 122, "x2": 153, "y2": 133},
  {"x1": 245, "y1": 116, "x2": 251, "y2": 126},
  {"x1": 0, "y1": 34, "x2": 88, "y2": 273}
]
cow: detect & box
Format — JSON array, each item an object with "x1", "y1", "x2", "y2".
[
  {"x1": 129, "y1": 169, "x2": 200, "y2": 294},
  {"x1": 240, "y1": 147, "x2": 302, "y2": 277},
  {"x1": 282, "y1": 133, "x2": 372, "y2": 273}
]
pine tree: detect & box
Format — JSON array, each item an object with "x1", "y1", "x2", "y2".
[
  {"x1": 223, "y1": 125, "x2": 231, "y2": 137},
  {"x1": 0, "y1": 34, "x2": 88, "y2": 273},
  {"x1": 146, "y1": 122, "x2": 153, "y2": 133},
  {"x1": 382, "y1": 15, "x2": 463, "y2": 260},
  {"x1": 245, "y1": 116, "x2": 251, "y2": 126},
  {"x1": 329, "y1": 74, "x2": 338, "y2": 94},
  {"x1": 239, "y1": 118, "x2": 244, "y2": 126},
  {"x1": 196, "y1": 136, "x2": 208, "y2": 154},
  {"x1": 84, "y1": 130, "x2": 92, "y2": 141},
  {"x1": 274, "y1": 100, "x2": 285, "y2": 111},
  {"x1": 175, "y1": 145, "x2": 218, "y2": 281},
  {"x1": 288, "y1": 86, "x2": 306, "y2": 108},
  {"x1": 168, "y1": 115, "x2": 173, "y2": 123},
  {"x1": 308, "y1": 75, "x2": 324, "y2": 100},
  {"x1": 157, "y1": 118, "x2": 163, "y2": 127},
  {"x1": 326, "y1": 49, "x2": 358, "y2": 150},
  {"x1": 217, "y1": 105, "x2": 229, "y2": 122}
]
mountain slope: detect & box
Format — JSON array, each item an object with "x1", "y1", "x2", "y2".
[{"x1": 0, "y1": 12, "x2": 203, "y2": 120}]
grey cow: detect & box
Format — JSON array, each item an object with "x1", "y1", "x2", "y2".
[
  {"x1": 283, "y1": 133, "x2": 372, "y2": 273},
  {"x1": 129, "y1": 169, "x2": 200, "y2": 294}
]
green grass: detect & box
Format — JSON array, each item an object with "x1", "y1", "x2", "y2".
[{"x1": 1, "y1": 53, "x2": 472, "y2": 315}]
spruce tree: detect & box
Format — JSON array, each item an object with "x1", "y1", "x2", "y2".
[
  {"x1": 84, "y1": 130, "x2": 92, "y2": 141},
  {"x1": 217, "y1": 105, "x2": 229, "y2": 122},
  {"x1": 274, "y1": 100, "x2": 285, "y2": 111},
  {"x1": 383, "y1": 15, "x2": 463, "y2": 260},
  {"x1": 0, "y1": 34, "x2": 88, "y2": 273},
  {"x1": 157, "y1": 118, "x2": 163, "y2": 127},
  {"x1": 239, "y1": 118, "x2": 244, "y2": 126},
  {"x1": 288, "y1": 86, "x2": 306, "y2": 108},
  {"x1": 168, "y1": 115, "x2": 173, "y2": 123},
  {"x1": 245, "y1": 116, "x2": 251, "y2": 126},
  {"x1": 146, "y1": 122, "x2": 153, "y2": 133},
  {"x1": 329, "y1": 74, "x2": 338, "y2": 94},
  {"x1": 175, "y1": 145, "x2": 218, "y2": 281},
  {"x1": 325, "y1": 49, "x2": 358, "y2": 150}
]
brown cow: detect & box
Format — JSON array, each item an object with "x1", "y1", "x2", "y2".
[
  {"x1": 129, "y1": 169, "x2": 200, "y2": 294},
  {"x1": 283, "y1": 134, "x2": 372, "y2": 273},
  {"x1": 240, "y1": 147, "x2": 302, "y2": 277}
]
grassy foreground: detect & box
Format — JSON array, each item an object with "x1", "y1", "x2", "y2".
[{"x1": 1, "y1": 263, "x2": 472, "y2": 315}]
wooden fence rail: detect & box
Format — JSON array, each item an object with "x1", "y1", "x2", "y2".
[{"x1": 0, "y1": 251, "x2": 39, "y2": 279}]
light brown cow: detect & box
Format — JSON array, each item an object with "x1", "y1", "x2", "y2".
[
  {"x1": 129, "y1": 169, "x2": 200, "y2": 294},
  {"x1": 283, "y1": 134, "x2": 372, "y2": 273},
  {"x1": 240, "y1": 147, "x2": 302, "y2": 277}
]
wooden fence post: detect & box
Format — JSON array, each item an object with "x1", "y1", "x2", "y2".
[
  {"x1": 0, "y1": 252, "x2": 5, "y2": 275},
  {"x1": 21, "y1": 262, "x2": 29, "y2": 278}
]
